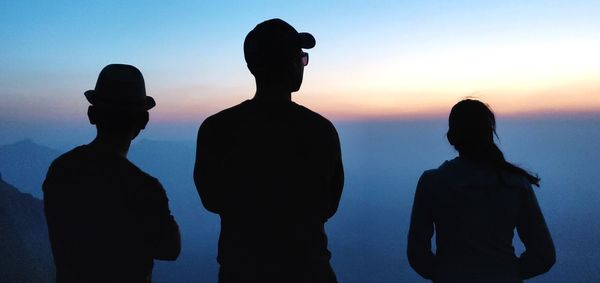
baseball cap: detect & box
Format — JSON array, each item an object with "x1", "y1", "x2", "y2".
[{"x1": 244, "y1": 18, "x2": 315, "y2": 68}]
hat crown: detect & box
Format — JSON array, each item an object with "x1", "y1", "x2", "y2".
[
  {"x1": 95, "y1": 64, "x2": 145, "y2": 102},
  {"x1": 85, "y1": 64, "x2": 155, "y2": 110}
]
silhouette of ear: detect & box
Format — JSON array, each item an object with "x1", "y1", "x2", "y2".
[
  {"x1": 247, "y1": 64, "x2": 255, "y2": 75},
  {"x1": 289, "y1": 60, "x2": 303, "y2": 91},
  {"x1": 248, "y1": 64, "x2": 265, "y2": 77},
  {"x1": 87, "y1": 106, "x2": 98, "y2": 125},
  {"x1": 138, "y1": 111, "x2": 149, "y2": 130},
  {"x1": 447, "y1": 131, "x2": 455, "y2": 146}
]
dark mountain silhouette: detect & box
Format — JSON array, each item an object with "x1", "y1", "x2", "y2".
[
  {"x1": 0, "y1": 139, "x2": 61, "y2": 198},
  {"x1": 0, "y1": 174, "x2": 54, "y2": 282}
]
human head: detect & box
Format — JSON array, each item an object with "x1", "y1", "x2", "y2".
[
  {"x1": 446, "y1": 98, "x2": 541, "y2": 186},
  {"x1": 244, "y1": 18, "x2": 315, "y2": 92},
  {"x1": 447, "y1": 99, "x2": 496, "y2": 154},
  {"x1": 85, "y1": 64, "x2": 154, "y2": 139}
]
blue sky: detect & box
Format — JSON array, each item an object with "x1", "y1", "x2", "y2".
[{"x1": 1, "y1": 0, "x2": 599, "y2": 145}]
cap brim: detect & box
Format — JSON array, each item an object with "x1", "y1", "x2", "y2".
[
  {"x1": 84, "y1": 90, "x2": 97, "y2": 105},
  {"x1": 145, "y1": 96, "x2": 156, "y2": 110},
  {"x1": 299, "y1": 32, "x2": 315, "y2": 49}
]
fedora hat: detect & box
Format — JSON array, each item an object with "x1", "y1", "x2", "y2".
[{"x1": 84, "y1": 64, "x2": 156, "y2": 111}]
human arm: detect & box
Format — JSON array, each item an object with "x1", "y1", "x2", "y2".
[
  {"x1": 516, "y1": 185, "x2": 556, "y2": 279},
  {"x1": 324, "y1": 127, "x2": 344, "y2": 220},
  {"x1": 193, "y1": 117, "x2": 223, "y2": 214},
  {"x1": 407, "y1": 171, "x2": 436, "y2": 280},
  {"x1": 143, "y1": 179, "x2": 181, "y2": 261}
]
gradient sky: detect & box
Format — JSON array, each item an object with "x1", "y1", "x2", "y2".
[{"x1": 1, "y1": 0, "x2": 599, "y2": 144}]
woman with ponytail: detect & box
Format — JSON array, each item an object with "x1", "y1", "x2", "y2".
[{"x1": 407, "y1": 99, "x2": 555, "y2": 282}]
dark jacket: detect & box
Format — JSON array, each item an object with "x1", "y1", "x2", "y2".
[
  {"x1": 194, "y1": 99, "x2": 344, "y2": 281},
  {"x1": 407, "y1": 157, "x2": 555, "y2": 283},
  {"x1": 43, "y1": 145, "x2": 180, "y2": 283}
]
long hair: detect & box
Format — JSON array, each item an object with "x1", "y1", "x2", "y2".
[{"x1": 447, "y1": 99, "x2": 540, "y2": 187}]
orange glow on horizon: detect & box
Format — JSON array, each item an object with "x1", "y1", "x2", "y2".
[
  {"x1": 144, "y1": 37, "x2": 600, "y2": 122},
  {"x1": 145, "y1": 78, "x2": 600, "y2": 122}
]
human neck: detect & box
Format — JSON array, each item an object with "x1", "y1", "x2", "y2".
[
  {"x1": 89, "y1": 132, "x2": 133, "y2": 158},
  {"x1": 253, "y1": 82, "x2": 292, "y2": 102}
]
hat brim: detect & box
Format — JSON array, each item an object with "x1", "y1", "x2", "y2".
[
  {"x1": 84, "y1": 90, "x2": 156, "y2": 111},
  {"x1": 298, "y1": 32, "x2": 315, "y2": 49}
]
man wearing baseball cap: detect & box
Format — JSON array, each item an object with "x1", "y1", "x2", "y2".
[
  {"x1": 194, "y1": 19, "x2": 344, "y2": 283},
  {"x1": 43, "y1": 64, "x2": 181, "y2": 282}
]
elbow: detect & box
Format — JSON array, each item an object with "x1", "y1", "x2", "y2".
[
  {"x1": 406, "y1": 247, "x2": 421, "y2": 273},
  {"x1": 324, "y1": 204, "x2": 340, "y2": 220},
  {"x1": 155, "y1": 222, "x2": 182, "y2": 261},
  {"x1": 166, "y1": 232, "x2": 182, "y2": 261},
  {"x1": 197, "y1": 184, "x2": 219, "y2": 213},
  {"x1": 193, "y1": 172, "x2": 202, "y2": 194},
  {"x1": 406, "y1": 243, "x2": 435, "y2": 279},
  {"x1": 406, "y1": 234, "x2": 421, "y2": 266},
  {"x1": 168, "y1": 242, "x2": 182, "y2": 261},
  {"x1": 324, "y1": 184, "x2": 343, "y2": 219},
  {"x1": 200, "y1": 198, "x2": 220, "y2": 214},
  {"x1": 519, "y1": 247, "x2": 556, "y2": 279},
  {"x1": 538, "y1": 242, "x2": 557, "y2": 274},
  {"x1": 406, "y1": 244, "x2": 417, "y2": 266},
  {"x1": 541, "y1": 248, "x2": 556, "y2": 273},
  {"x1": 156, "y1": 245, "x2": 180, "y2": 261},
  {"x1": 194, "y1": 178, "x2": 220, "y2": 214}
]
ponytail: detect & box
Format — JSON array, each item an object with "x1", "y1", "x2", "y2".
[
  {"x1": 448, "y1": 99, "x2": 540, "y2": 187},
  {"x1": 488, "y1": 143, "x2": 540, "y2": 187}
]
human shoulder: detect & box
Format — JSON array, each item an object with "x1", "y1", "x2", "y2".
[
  {"x1": 47, "y1": 145, "x2": 91, "y2": 172},
  {"x1": 53, "y1": 145, "x2": 87, "y2": 161},
  {"x1": 416, "y1": 159, "x2": 459, "y2": 191},
  {"x1": 293, "y1": 103, "x2": 332, "y2": 123},
  {"x1": 116, "y1": 156, "x2": 159, "y2": 186},
  {"x1": 292, "y1": 102, "x2": 338, "y2": 132},
  {"x1": 418, "y1": 168, "x2": 440, "y2": 186},
  {"x1": 420, "y1": 159, "x2": 456, "y2": 179},
  {"x1": 433, "y1": 157, "x2": 484, "y2": 180},
  {"x1": 135, "y1": 171, "x2": 165, "y2": 195},
  {"x1": 120, "y1": 159, "x2": 166, "y2": 199},
  {"x1": 500, "y1": 170, "x2": 533, "y2": 191},
  {"x1": 59, "y1": 144, "x2": 154, "y2": 181},
  {"x1": 202, "y1": 100, "x2": 252, "y2": 126},
  {"x1": 197, "y1": 101, "x2": 252, "y2": 142}
]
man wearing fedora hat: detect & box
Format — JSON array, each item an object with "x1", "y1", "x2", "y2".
[
  {"x1": 194, "y1": 19, "x2": 344, "y2": 283},
  {"x1": 43, "y1": 64, "x2": 180, "y2": 282}
]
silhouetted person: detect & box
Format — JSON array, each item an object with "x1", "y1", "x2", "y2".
[
  {"x1": 43, "y1": 64, "x2": 181, "y2": 283},
  {"x1": 194, "y1": 19, "x2": 344, "y2": 283},
  {"x1": 407, "y1": 99, "x2": 555, "y2": 282}
]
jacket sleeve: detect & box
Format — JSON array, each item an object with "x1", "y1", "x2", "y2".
[
  {"x1": 143, "y1": 178, "x2": 181, "y2": 261},
  {"x1": 193, "y1": 117, "x2": 223, "y2": 214},
  {"x1": 324, "y1": 126, "x2": 344, "y2": 220},
  {"x1": 516, "y1": 185, "x2": 556, "y2": 279},
  {"x1": 407, "y1": 171, "x2": 436, "y2": 280}
]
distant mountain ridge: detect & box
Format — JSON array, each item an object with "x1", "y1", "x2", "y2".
[
  {"x1": 0, "y1": 139, "x2": 61, "y2": 198},
  {"x1": 0, "y1": 176, "x2": 54, "y2": 282}
]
